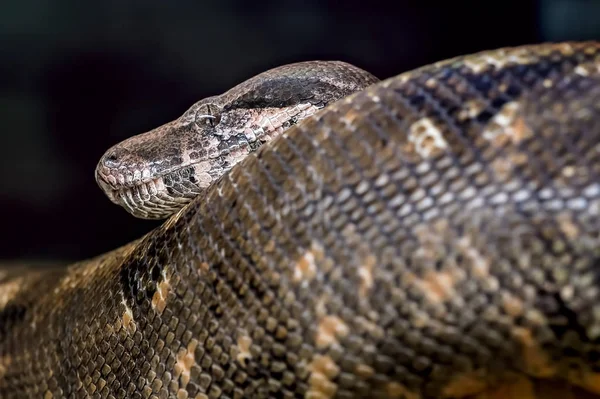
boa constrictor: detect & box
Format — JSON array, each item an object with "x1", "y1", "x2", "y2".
[{"x1": 1, "y1": 42, "x2": 600, "y2": 399}]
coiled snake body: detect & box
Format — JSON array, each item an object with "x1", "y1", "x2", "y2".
[{"x1": 1, "y1": 42, "x2": 600, "y2": 398}]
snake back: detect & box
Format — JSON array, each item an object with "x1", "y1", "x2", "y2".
[{"x1": 1, "y1": 42, "x2": 600, "y2": 398}]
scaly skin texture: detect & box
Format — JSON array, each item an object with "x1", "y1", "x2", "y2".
[
  {"x1": 2, "y1": 42, "x2": 600, "y2": 398},
  {"x1": 95, "y1": 61, "x2": 378, "y2": 219}
]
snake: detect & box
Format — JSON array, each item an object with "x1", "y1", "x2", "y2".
[{"x1": 1, "y1": 41, "x2": 600, "y2": 399}]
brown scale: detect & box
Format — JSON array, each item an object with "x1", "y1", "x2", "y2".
[{"x1": 1, "y1": 42, "x2": 600, "y2": 399}]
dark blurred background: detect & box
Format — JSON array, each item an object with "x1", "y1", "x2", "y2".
[{"x1": 1, "y1": 0, "x2": 599, "y2": 262}]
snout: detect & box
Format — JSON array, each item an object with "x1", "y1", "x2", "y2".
[
  {"x1": 95, "y1": 144, "x2": 140, "y2": 205},
  {"x1": 96, "y1": 146, "x2": 132, "y2": 183},
  {"x1": 95, "y1": 143, "x2": 151, "y2": 190}
]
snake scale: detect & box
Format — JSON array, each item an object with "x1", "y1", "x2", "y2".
[{"x1": 1, "y1": 42, "x2": 600, "y2": 398}]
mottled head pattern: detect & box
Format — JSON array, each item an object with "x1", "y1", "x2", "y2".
[{"x1": 95, "y1": 61, "x2": 378, "y2": 219}]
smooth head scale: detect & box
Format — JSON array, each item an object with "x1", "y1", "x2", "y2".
[{"x1": 95, "y1": 61, "x2": 379, "y2": 219}]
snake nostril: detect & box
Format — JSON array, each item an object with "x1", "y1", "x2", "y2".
[{"x1": 103, "y1": 149, "x2": 123, "y2": 168}]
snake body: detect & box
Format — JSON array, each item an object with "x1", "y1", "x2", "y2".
[{"x1": 2, "y1": 42, "x2": 600, "y2": 398}]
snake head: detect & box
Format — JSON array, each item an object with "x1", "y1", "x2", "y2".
[{"x1": 95, "y1": 61, "x2": 379, "y2": 219}]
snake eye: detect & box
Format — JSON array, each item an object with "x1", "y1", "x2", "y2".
[{"x1": 195, "y1": 103, "x2": 221, "y2": 128}]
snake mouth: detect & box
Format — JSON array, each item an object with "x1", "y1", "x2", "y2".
[
  {"x1": 95, "y1": 165, "x2": 207, "y2": 219},
  {"x1": 95, "y1": 133, "x2": 261, "y2": 219}
]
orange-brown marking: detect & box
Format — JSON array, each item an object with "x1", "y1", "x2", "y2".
[
  {"x1": 442, "y1": 369, "x2": 489, "y2": 397},
  {"x1": 0, "y1": 355, "x2": 11, "y2": 380},
  {"x1": 265, "y1": 239, "x2": 276, "y2": 253},
  {"x1": 458, "y1": 99, "x2": 487, "y2": 121},
  {"x1": 355, "y1": 363, "x2": 375, "y2": 379},
  {"x1": 294, "y1": 242, "x2": 324, "y2": 282},
  {"x1": 0, "y1": 279, "x2": 24, "y2": 309},
  {"x1": 483, "y1": 102, "x2": 532, "y2": 145},
  {"x1": 311, "y1": 355, "x2": 341, "y2": 380},
  {"x1": 413, "y1": 270, "x2": 458, "y2": 304},
  {"x1": 501, "y1": 293, "x2": 525, "y2": 318},
  {"x1": 175, "y1": 339, "x2": 198, "y2": 388},
  {"x1": 294, "y1": 251, "x2": 316, "y2": 281},
  {"x1": 557, "y1": 212, "x2": 580, "y2": 240},
  {"x1": 316, "y1": 315, "x2": 349, "y2": 348},
  {"x1": 408, "y1": 118, "x2": 448, "y2": 159},
  {"x1": 199, "y1": 262, "x2": 210, "y2": 273},
  {"x1": 386, "y1": 381, "x2": 421, "y2": 399},
  {"x1": 358, "y1": 254, "x2": 377, "y2": 298},
  {"x1": 483, "y1": 102, "x2": 518, "y2": 139},
  {"x1": 236, "y1": 335, "x2": 252, "y2": 366},
  {"x1": 512, "y1": 327, "x2": 557, "y2": 378},
  {"x1": 307, "y1": 355, "x2": 340, "y2": 399},
  {"x1": 511, "y1": 117, "x2": 533, "y2": 142},
  {"x1": 341, "y1": 106, "x2": 366, "y2": 126},
  {"x1": 152, "y1": 277, "x2": 170, "y2": 314},
  {"x1": 315, "y1": 295, "x2": 328, "y2": 318},
  {"x1": 121, "y1": 301, "x2": 136, "y2": 334},
  {"x1": 457, "y1": 237, "x2": 490, "y2": 279}
]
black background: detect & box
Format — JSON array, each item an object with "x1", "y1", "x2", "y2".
[{"x1": 1, "y1": 0, "x2": 599, "y2": 262}]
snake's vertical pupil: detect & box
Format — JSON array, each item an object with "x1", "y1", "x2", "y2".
[
  {"x1": 204, "y1": 103, "x2": 221, "y2": 127},
  {"x1": 205, "y1": 104, "x2": 213, "y2": 127}
]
